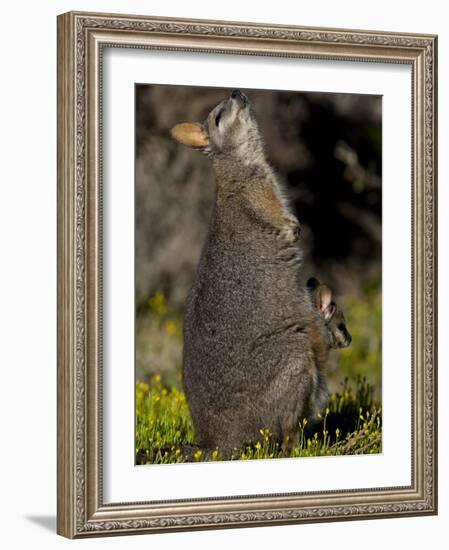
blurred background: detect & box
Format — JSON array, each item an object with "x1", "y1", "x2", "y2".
[{"x1": 135, "y1": 84, "x2": 382, "y2": 397}]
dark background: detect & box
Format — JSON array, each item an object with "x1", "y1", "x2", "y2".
[{"x1": 135, "y1": 84, "x2": 382, "y2": 395}]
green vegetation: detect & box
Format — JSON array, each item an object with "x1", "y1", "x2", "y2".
[
  {"x1": 136, "y1": 375, "x2": 381, "y2": 465},
  {"x1": 338, "y1": 284, "x2": 381, "y2": 396}
]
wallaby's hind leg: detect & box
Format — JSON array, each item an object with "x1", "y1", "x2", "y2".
[
  {"x1": 281, "y1": 420, "x2": 301, "y2": 452},
  {"x1": 262, "y1": 366, "x2": 313, "y2": 453},
  {"x1": 193, "y1": 403, "x2": 261, "y2": 453},
  {"x1": 280, "y1": 400, "x2": 308, "y2": 453}
]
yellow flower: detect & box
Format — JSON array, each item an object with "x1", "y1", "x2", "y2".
[
  {"x1": 194, "y1": 450, "x2": 203, "y2": 461},
  {"x1": 164, "y1": 320, "x2": 177, "y2": 335},
  {"x1": 148, "y1": 291, "x2": 167, "y2": 316},
  {"x1": 136, "y1": 381, "x2": 149, "y2": 392},
  {"x1": 259, "y1": 428, "x2": 271, "y2": 441}
]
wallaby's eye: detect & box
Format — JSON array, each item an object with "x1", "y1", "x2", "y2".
[
  {"x1": 338, "y1": 323, "x2": 345, "y2": 331},
  {"x1": 215, "y1": 110, "x2": 223, "y2": 127}
]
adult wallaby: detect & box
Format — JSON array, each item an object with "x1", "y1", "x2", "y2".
[
  {"x1": 171, "y1": 90, "x2": 330, "y2": 452},
  {"x1": 307, "y1": 277, "x2": 352, "y2": 350}
]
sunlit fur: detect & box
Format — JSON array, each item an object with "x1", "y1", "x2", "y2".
[{"x1": 201, "y1": 92, "x2": 291, "y2": 214}]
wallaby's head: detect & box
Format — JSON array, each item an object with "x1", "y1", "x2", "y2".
[
  {"x1": 307, "y1": 277, "x2": 352, "y2": 349},
  {"x1": 170, "y1": 90, "x2": 264, "y2": 162}
]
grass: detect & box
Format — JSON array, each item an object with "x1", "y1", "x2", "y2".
[
  {"x1": 136, "y1": 375, "x2": 382, "y2": 465},
  {"x1": 337, "y1": 283, "x2": 382, "y2": 395}
]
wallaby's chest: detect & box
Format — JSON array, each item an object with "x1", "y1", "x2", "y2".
[{"x1": 188, "y1": 224, "x2": 304, "y2": 329}]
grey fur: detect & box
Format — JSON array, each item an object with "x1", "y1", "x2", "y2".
[{"x1": 171, "y1": 90, "x2": 331, "y2": 451}]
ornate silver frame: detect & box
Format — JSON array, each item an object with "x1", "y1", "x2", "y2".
[{"x1": 57, "y1": 11, "x2": 438, "y2": 538}]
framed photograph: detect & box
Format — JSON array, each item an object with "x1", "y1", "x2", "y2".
[{"x1": 57, "y1": 11, "x2": 438, "y2": 538}]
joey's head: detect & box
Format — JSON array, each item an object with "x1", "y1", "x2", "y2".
[
  {"x1": 307, "y1": 277, "x2": 352, "y2": 349},
  {"x1": 170, "y1": 90, "x2": 264, "y2": 162}
]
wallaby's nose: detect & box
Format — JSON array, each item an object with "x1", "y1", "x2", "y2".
[{"x1": 231, "y1": 89, "x2": 248, "y2": 105}]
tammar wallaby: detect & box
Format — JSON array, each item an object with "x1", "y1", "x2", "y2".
[
  {"x1": 171, "y1": 90, "x2": 330, "y2": 451},
  {"x1": 307, "y1": 277, "x2": 352, "y2": 350}
]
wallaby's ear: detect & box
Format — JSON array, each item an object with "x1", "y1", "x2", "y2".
[
  {"x1": 170, "y1": 122, "x2": 209, "y2": 148},
  {"x1": 317, "y1": 285, "x2": 335, "y2": 320}
]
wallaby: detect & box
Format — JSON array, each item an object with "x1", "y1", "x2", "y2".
[
  {"x1": 171, "y1": 90, "x2": 330, "y2": 452},
  {"x1": 307, "y1": 277, "x2": 352, "y2": 349}
]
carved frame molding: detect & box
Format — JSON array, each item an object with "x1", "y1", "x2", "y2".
[{"x1": 57, "y1": 11, "x2": 437, "y2": 538}]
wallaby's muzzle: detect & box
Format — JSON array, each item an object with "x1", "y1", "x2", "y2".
[
  {"x1": 341, "y1": 333, "x2": 352, "y2": 348},
  {"x1": 231, "y1": 89, "x2": 248, "y2": 106}
]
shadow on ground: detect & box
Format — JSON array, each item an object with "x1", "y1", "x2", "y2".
[{"x1": 25, "y1": 515, "x2": 56, "y2": 533}]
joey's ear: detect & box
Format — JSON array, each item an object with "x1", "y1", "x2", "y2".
[
  {"x1": 317, "y1": 285, "x2": 334, "y2": 319},
  {"x1": 323, "y1": 303, "x2": 336, "y2": 321},
  {"x1": 170, "y1": 123, "x2": 209, "y2": 148}
]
